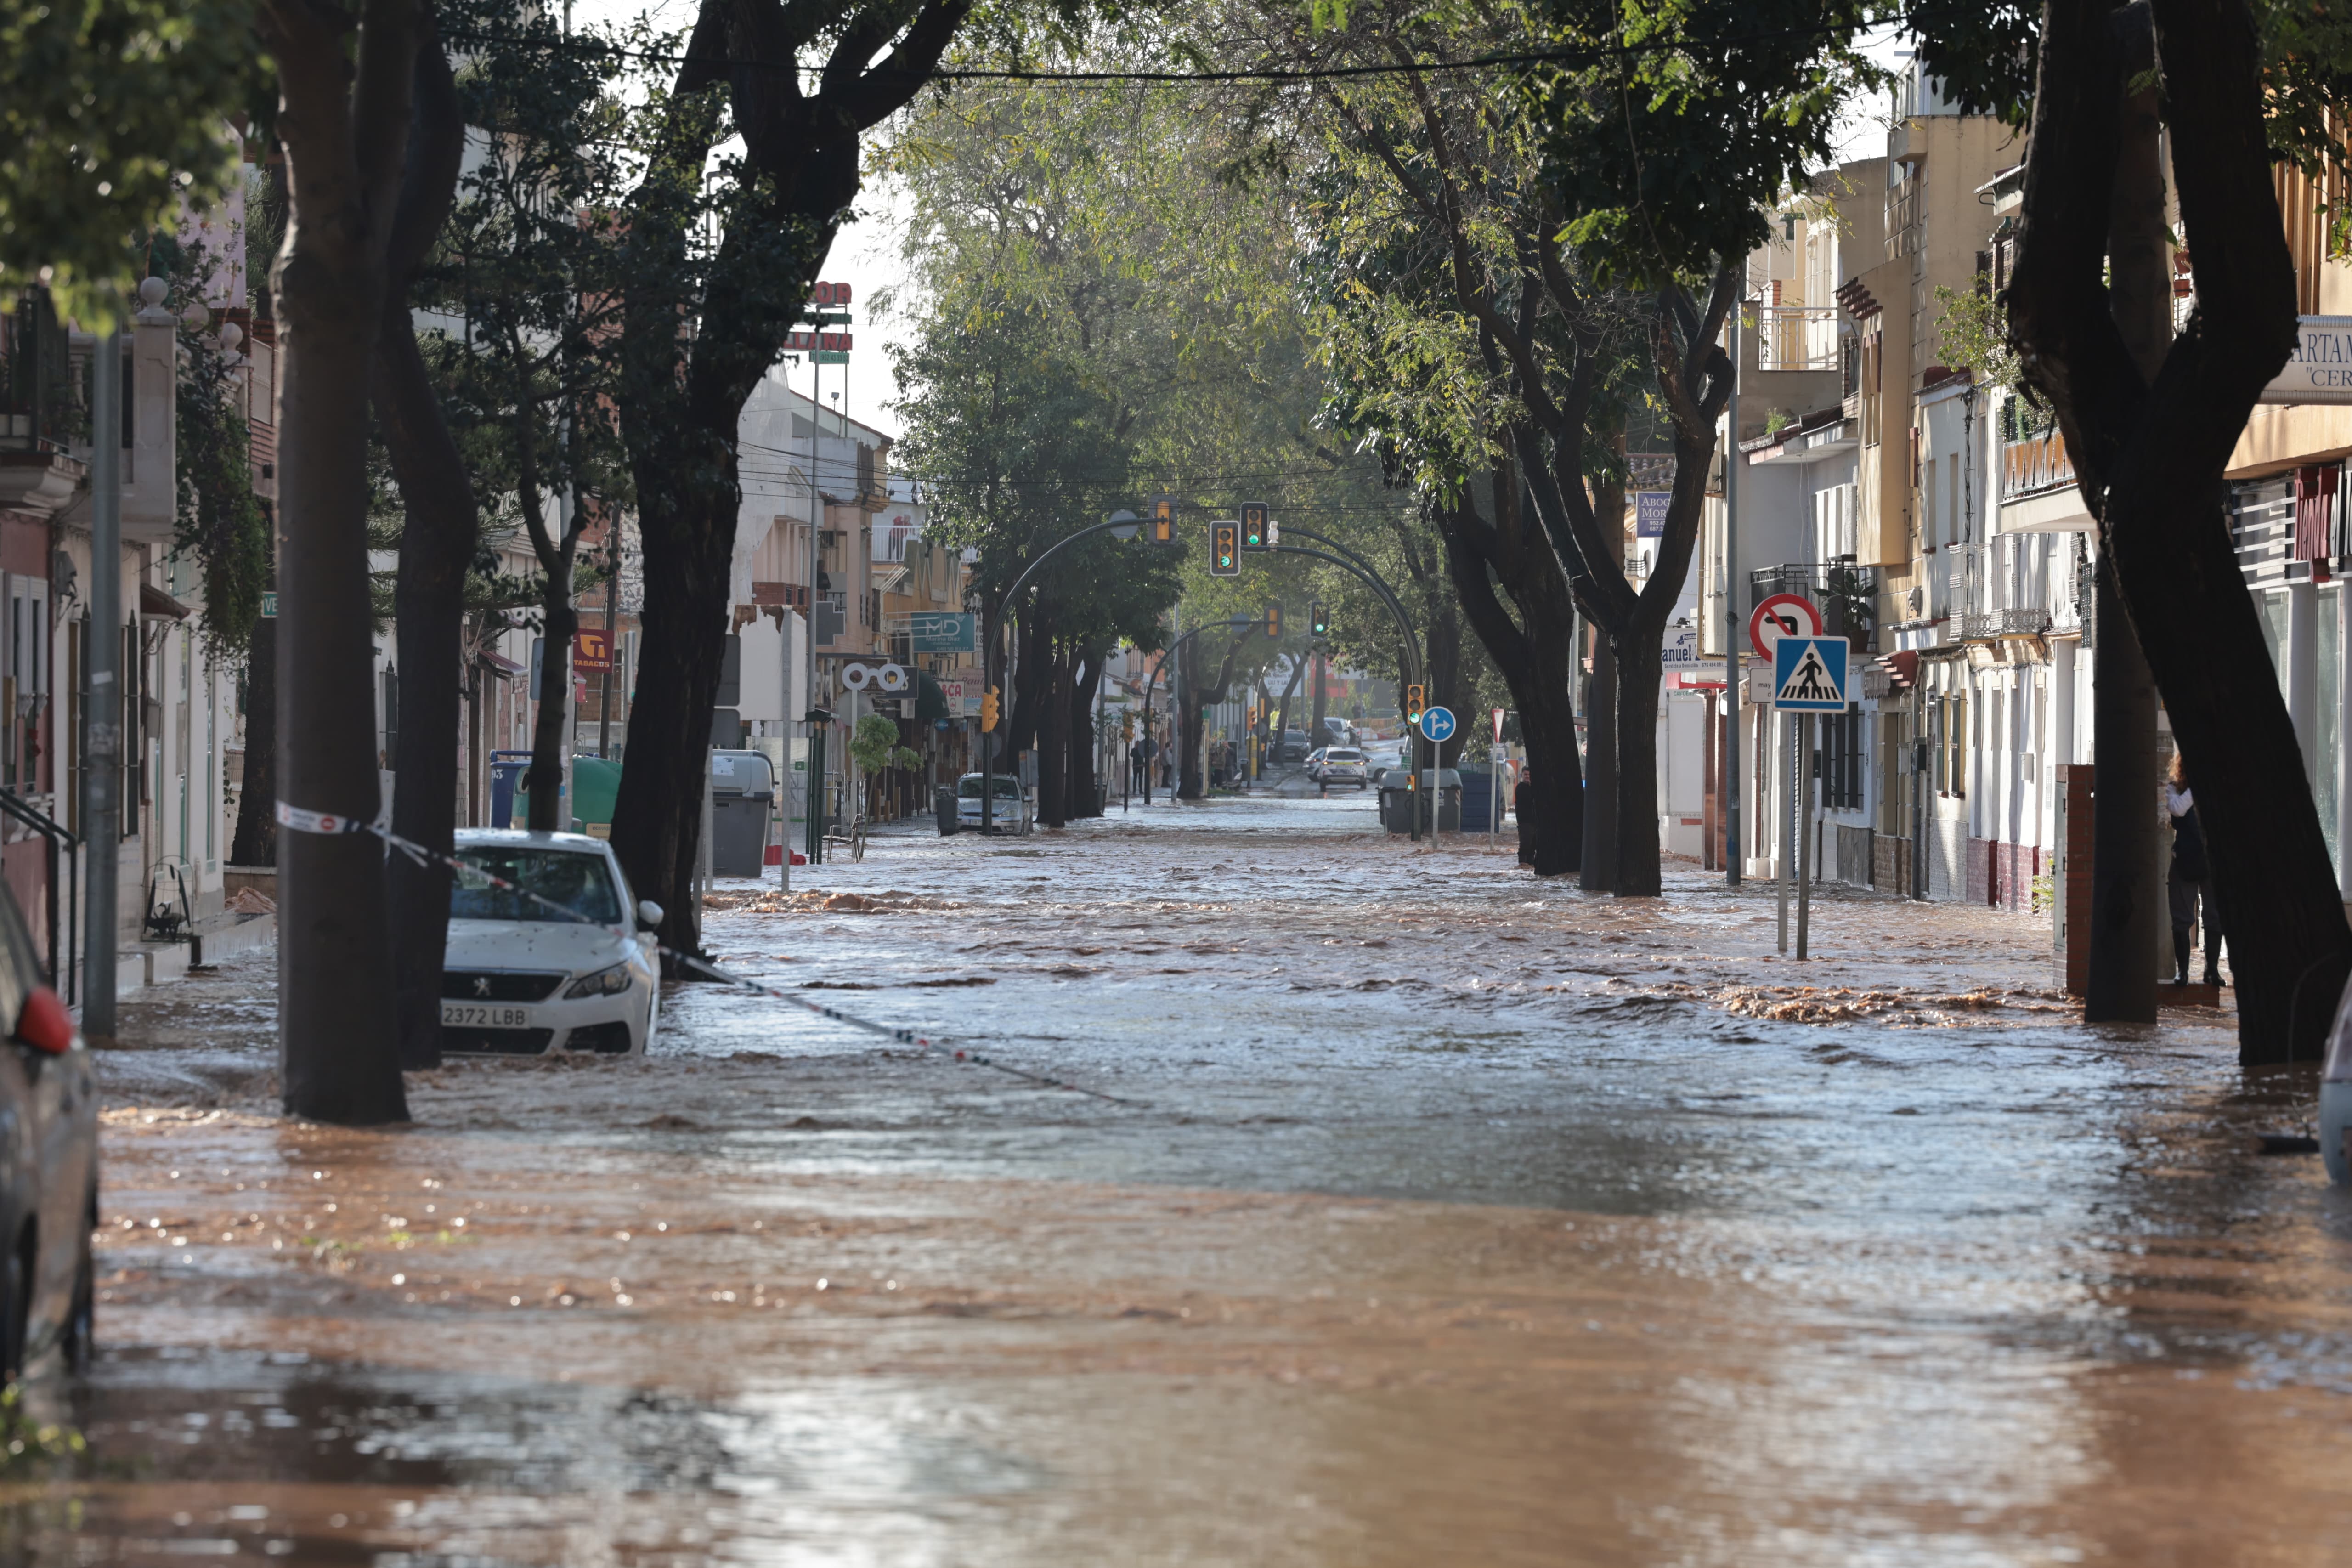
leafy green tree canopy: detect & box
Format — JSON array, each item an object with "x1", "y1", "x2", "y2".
[{"x1": 0, "y1": 0, "x2": 254, "y2": 322}]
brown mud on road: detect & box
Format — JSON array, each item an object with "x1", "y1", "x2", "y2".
[{"x1": 24, "y1": 797, "x2": 2352, "y2": 1565}]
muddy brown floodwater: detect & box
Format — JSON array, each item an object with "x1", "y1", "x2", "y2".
[{"x1": 19, "y1": 793, "x2": 2352, "y2": 1565}]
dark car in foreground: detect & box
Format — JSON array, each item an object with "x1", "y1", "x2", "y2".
[{"x1": 0, "y1": 883, "x2": 95, "y2": 1378}]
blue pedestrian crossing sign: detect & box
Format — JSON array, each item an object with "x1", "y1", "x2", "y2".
[
  {"x1": 1419, "y1": 705, "x2": 1457, "y2": 742},
  {"x1": 1772, "y1": 636, "x2": 1849, "y2": 711}
]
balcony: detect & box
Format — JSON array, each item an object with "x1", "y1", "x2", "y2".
[
  {"x1": 1749, "y1": 560, "x2": 1877, "y2": 651},
  {"x1": 1753, "y1": 306, "x2": 1843, "y2": 372},
  {"x1": 1959, "y1": 607, "x2": 2052, "y2": 640},
  {"x1": 2000, "y1": 425, "x2": 2075, "y2": 501}
]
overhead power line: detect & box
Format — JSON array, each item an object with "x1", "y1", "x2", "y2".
[{"x1": 440, "y1": 8, "x2": 1926, "y2": 88}]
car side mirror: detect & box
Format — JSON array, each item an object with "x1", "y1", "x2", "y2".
[
  {"x1": 637, "y1": 900, "x2": 664, "y2": 930},
  {"x1": 15, "y1": 987, "x2": 71, "y2": 1055}
]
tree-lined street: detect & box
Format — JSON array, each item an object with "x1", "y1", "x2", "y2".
[{"x1": 18, "y1": 0, "x2": 2352, "y2": 1551}]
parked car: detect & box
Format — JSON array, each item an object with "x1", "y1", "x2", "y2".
[
  {"x1": 1319, "y1": 716, "x2": 1355, "y2": 747},
  {"x1": 443, "y1": 829, "x2": 663, "y2": 1057},
  {"x1": 0, "y1": 880, "x2": 95, "y2": 1379},
  {"x1": 1274, "y1": 728, "x2": 1311, "y2": 764},
  {"x1": 1303, "y1": 746, "x2": 1328, "y2": 779},
  {"x1": 1317, "y1": 747, "x2": 1370, "y2": 787},
  {"x1": 956, "y1": 772, "x2": 1033, "y2": 833}
]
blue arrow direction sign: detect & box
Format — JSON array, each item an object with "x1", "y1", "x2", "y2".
[
  {"x1": 1419, "y1": 705, "x2": 1457, "y2": 742},
  {"x1": 1772, "y1": 636, "x2": 1849, "y2": 711}
]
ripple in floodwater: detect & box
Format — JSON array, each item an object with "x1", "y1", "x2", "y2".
[{"x1": 62, "y1": 793, "x2": 2352, "y2": 1567}]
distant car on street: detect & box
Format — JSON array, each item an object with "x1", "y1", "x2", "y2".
[
  {"x1": 0, "y1": 879, "x2": 94, "y2": 1378},
  {"x1": 956, "y1": 772, "x2": 1033, "y2": 833},
  {"x1": 1315, "y1": 747, "x2": 1370, "y2": 788},
  {"x1": 443, "y1": 829, "x2": 663, "y2": 1058},
  {"x1": 1274, "y1": 728, "x2": 1311, "y2": 764},
  {"x1": 1319, "y1": 716, "x2": 1354, "y2": 747}
]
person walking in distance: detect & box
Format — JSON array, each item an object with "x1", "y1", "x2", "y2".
[
  {"x1": 1513, "y1": 768, "x2": 1535, "y2": 867},
  {"x1": 2166, "y1": 750, "x2": 2224, "y2": 986}
]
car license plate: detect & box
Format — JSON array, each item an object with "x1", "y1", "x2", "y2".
[{"x1": 441, "y1": 1002, "x2": 535, "y2": 1029}]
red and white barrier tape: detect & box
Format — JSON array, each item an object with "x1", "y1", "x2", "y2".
[{"x1": 273, "y1": 800, "x2": 1138, "y2": 1105}]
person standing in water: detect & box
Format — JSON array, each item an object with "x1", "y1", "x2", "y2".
[{"x1": 2166, "y1": 750, "x2": 2223, "y2": 986}]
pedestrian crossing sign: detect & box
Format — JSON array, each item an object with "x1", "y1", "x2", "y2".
[{"x1": 1772, "y1": 635, "x2": 1849, "y2": 711}]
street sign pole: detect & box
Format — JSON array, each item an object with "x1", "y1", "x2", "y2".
[
  {"x1": 1779, "y1": 710, "x2": 1792, "y2": 953},
  {"x1": 1769, "y1": 633, "x2": 1846, "y2": 959},
  {"x1": 1724, "y1": 297, "x2": 1742, "y2": 887},
  {"x1": 1797, "y1": 713, "x2": 1814, "y2": 960}
]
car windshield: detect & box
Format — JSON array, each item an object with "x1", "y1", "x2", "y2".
[
  {"x1": 958, "y1": 776, "x2": 1023, "y2": 799},
  {"x1": 450, "y1": 847, "x2": 623, "y2": 924}
]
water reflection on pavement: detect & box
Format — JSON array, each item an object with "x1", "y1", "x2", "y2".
[{"x1": 40, "y1": 792, "x2": 2352, "y2": 1565}]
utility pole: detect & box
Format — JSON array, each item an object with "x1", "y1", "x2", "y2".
[
  {"x1": 1724, "y1": 293, "x2": 1743, "y2": 885},
  {"x1": 84, "y1": 328, "x2": 121, "y2": 1041}
]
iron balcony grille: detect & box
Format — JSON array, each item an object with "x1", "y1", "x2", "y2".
[{"x1": 1958, "y1": 607, "x2": 2053, "y2": 640}]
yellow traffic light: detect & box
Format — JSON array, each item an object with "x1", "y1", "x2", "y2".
[
  {"x1": 1404, "y1": 683, "x2": 1425, "y2": 722},
  {"x1": 981, "y1": 686, "x2": 1001, "y2": 732},
  {"x1": 1240, "y1": 501, "x2": 1270, "y2": 549},
  {"x1": 1151, "y1": 496, "x2": 1176, "y2": 543},
  {"x1": 1210, "y1": 522, "x2": 1240, "y2": 577},
  {"x1": 1264, "y1": 600, "x2": 1282, "y2": 638}
]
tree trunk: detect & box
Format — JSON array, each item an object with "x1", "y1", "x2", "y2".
[
  {"x1": 2085, "y1": 0, "x2": 2164, "y2": 1023},
  {"x1": 608, "y1": 0, "x2": 972, "y2": 928},
  {"x1": 1176, "y1": 634, "x2": 1207, "y2": 799},
  {"x1": 608, "y1": 472, "x2": 734, "y2": 962},
  {"x1": 527, "y1": 601, "x2": 576, "y2": 831},
  {"x1": 1037, "y1": 641, "x2": 1070, "y2": 827},
  {"x1": 1272, "y1": 651, "x2": 1305, "y2": 765},
  {"x1": 228, "y1": 597, "x2": 276, "y2": 866},
  {"x1": 376, "y1": 17, "x2": 469, "y2": 1072},
  {"x1": 2010, "y1": 0, "x2": 2352, "y2": 1059},
  {"x1": 1583, "y1": 457, "x2": 1627, "y2": 891},
  {"x1": 1583, "y1": 630, "x2": 1618, "y2": 889},
  {"x1": 1433, "y1": 476, "x2": 1583, "y2": 875},
  {"x1": 259, "y1": 0, "x2": 417, "y2": 1124},
  {"x1": 1068, "y1": 640, "x2": 1102, "y2": 816}
]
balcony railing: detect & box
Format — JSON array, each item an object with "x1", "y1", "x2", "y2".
[
  {"x1": 1750, "y1": 560, "x2": 1877, "y2": 651},
  {"x1": 1753, "y1": 306, "x2": 1843, "y2": 372},
  {"x1": 1958, "y1": 607, "x2": 2052, "y2": 640},
  {"x1": 2001, "y1": 427, "x2": 2075, "y2": 501}
]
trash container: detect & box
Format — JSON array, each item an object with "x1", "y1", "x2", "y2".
[
  {"x1": 489, "y1": 752, "x2": 531, "y2": 828},
  {"x1": 1416, "y1": 769, "x2": 1464, "y2": 833},
  {"x1": 1456, "y1": 769, "x2": 1494, "y2": 833},
  {"x1": 1377, "y1": 772, "x2": 1415, "y2": 834},
  {"x1": 708, "y1": 750, "x2": 774, "y2": 877},
  {"x1": 935, "y1": 786, "x2": 959, "y2": 836}
]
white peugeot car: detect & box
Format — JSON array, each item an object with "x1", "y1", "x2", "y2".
[{"x1": 442, "y1": 829, "x2": 663, "y2": 1057}]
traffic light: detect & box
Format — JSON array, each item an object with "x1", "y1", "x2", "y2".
[
  {"x1": 1239, "y1": 501, "x2": 1271, "y2": 550},
  {"x1": 981, "y1": 686, "x2": 1001, "y2": 732},
  {"x1": 1309, "y1": 600, "x2": 1329, "y2": 638},
  {"x1": 1210, "y1": 521, "x2": 1241, "y2": 576},
  {"x1": 1150, "y1": 494, "x2": 1177, "y2": 543},
  {"x1": 1264, "y1": 601, "x2": 1283, "y2": 638},
  {"x1": 1404, "y1": 684, "x2": 1426, "y2": 723}
]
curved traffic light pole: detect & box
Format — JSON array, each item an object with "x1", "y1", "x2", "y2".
[
  {"x1": 1262, "y1": 541, "x2": 1430, "y2": 842},
  {"x1": 980, "y1": 518, "x2": 1155, "y2": 833}
]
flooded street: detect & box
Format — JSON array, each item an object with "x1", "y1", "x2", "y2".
[{"x1": 39, "y1": 792, "x2": 2352, "y2": 1564}]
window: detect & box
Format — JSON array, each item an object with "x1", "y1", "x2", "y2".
[
  {"x1": 1817, "y1": 708, "x2": 1865, "y2": 809},
  {"x1": 451, "y1": 848, "x2": 622, "y2": 924},
  {"x1": 1947, "y1": 693, "x2": 1968, "y2": 796}
]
